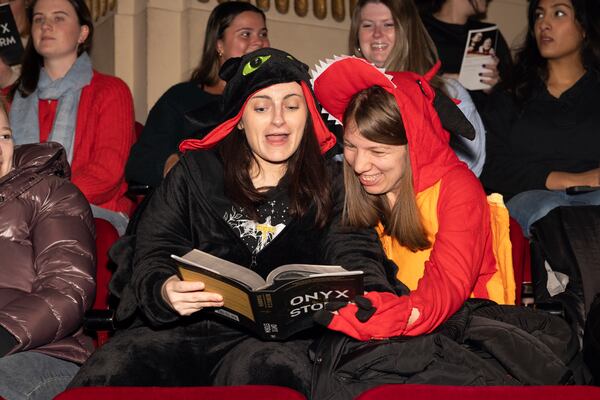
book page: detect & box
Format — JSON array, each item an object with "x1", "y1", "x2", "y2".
[
  {"x1": 458, "y1": 26, "x2": 498, "y2": 91},
  {"x1": 263, "y1": 264, "x2": 362, "y2": 288},
  {"x1": 174, "y1": 249, "x2": 266, "y2": 290}
]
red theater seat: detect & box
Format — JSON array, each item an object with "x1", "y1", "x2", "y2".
[
  {"x1": 86, "y1": 218, "x2": 120, "y2": 346},
  {"x1": 53, "y1": 385, "x2": 307, "y2": 400},
  {"x1": 355, "y1": 384, "x2": 600, "y2": 400}
]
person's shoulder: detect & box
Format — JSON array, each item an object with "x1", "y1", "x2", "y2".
[
  {"x1": 164, "y1": 81, "x2": 205, "y2": 97},
  {"x1": 157, "y1": 82, "x2": 217, "y2": 111},
  {"x1": 88, "y1": 70, "x2": 133, "y2": 99},
  {"x1": 440, "y1": 166, "x2": 487, "y2": 200},
  {"x1": 90, "y1": 70, "x2": 129, "y2": 89},
  {"x1": 180, "y1": 149, "x2": 222, "y2": 176}
]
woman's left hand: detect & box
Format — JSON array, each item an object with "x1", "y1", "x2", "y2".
[
  {"x1": 313, "y1": 292, "x2": 415, "y2": 341},
  {"x1": 480, "y1": 53, "x2": 500, "y2": 93}
]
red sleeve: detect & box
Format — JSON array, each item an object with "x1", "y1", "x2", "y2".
[
  {"x1": 70, "y1": 75, "x2": 135, "y2": 205},
  {"x1": 403, "y1": 169, "x2": 491, "y2": 336}
]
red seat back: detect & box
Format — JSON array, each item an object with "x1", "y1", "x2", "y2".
[
  {"x1": 509, "y1": 217, "x2": 532, "y2": 305},
  {"x1": 355, "y1": 384, "x2": 600, "y2": 400},
  {"x1": 53, "y1": 385, "x2": 306, "y2": 400}
]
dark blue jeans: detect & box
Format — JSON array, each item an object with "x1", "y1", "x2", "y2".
[
  {"x1": 0, "y1": 351, "x2": 79, "y2": 400},
  {"x1": 507, "y1": 189, "x2": 600, "y2": 237}
]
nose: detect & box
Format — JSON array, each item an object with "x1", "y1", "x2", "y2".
[
  {"x1": 41, "y1": 19, "x2": 53, "y2": 31},
  {"x1": 249, "y1": 34, "x2": 268, "y2": 52},
  {"x1": 373, "y1": 25, "x2": 383, "y2": 38},
  {"x1": 537, "y1": 15, "x2": 551, "y2": 31},
  {"x1": 352, "y1": 150, "x2": 372, "y2": 174},
  {"x1": 271, "y1": 104, "x2": 285, "y2": 127}
]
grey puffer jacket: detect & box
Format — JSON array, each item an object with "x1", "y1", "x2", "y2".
[{"x1": 0, "y1": 142, "x2": 96, "y2": 364}]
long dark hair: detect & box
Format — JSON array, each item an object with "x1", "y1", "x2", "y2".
[
  {"x1": 189, "y1": 1, "x2": 266, "y2": 87},
  {"x1": 506, "y1": 0, "x2": 599, "y2": 104},
  {"x1": 218, "y1": 113, "x2": 332, "y2": 228},
  {"x1": 18, "y1": 0, "x2": 94, "y2": 97},
  {"x1": 342, "y1": 86, "x2": 430, "y2": 252}
]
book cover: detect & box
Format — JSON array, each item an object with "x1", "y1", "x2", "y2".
[
  {"x1": 173, "y1": 249, "x2": 364, "y2": 340},
  {"x1": 0, "y1": 4, "x2": 24, "y2": 66},
  {"x1": 458, "y1": 26, "x2": 498, "y2": 91}
]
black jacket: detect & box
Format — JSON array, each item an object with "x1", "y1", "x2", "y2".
[
  {"x1": 310, "y1": 300, "x2": 582, "y2": 400},
  {"x1": 115, "y1": 149, "x2": 404, "y2": 327}
]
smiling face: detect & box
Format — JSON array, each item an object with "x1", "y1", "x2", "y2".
[
  {"x1": 534, "y1": 0, "x2": 585, "y2": 62},
  {"x1": 31, "y1": 0, "x2": 89, "y2": 64},
  {"x1": 216, "y1": 11, "x2": 270, "y2": 65},
  {"x1": 357, "y1": 2, "x2": 396, "y2": 68},
  {"x1": 239, "y1": 82, "x2": 307, "y2": 174},
  {"x1": 344, "y1": 120, "x2": 408, "y2": 207},
  {"x1": 0, "y1": 108, "x2": 14, "y2": 179}
]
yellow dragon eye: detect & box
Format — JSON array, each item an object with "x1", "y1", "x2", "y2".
[{"x1": 242, "y1": 55, "x2": 271, "y2": 76}]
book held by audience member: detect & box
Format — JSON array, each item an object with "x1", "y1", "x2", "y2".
[
  {"x1": 176, "y1": 249, "x2": 363, "y2": 340},
  {"x1": 458, "y1": 26, "x2": 498, "y2": 90}
]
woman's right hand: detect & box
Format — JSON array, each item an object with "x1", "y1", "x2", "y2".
[{"x1": 161, "y1": 275, "x2": 224, "y2": 316}]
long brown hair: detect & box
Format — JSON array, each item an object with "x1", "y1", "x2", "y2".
[
  {"x1": 342, "y1": 86, "x2": 430, "y2": 251},
  {"x1": 189, "y1": 1, "x2": 266, "y2": 88},
  {"x1": 17, "y1": 0, "x2": 94, "y2": 97},
  {"x1": 349, "y1": 0, "x2": 445, "y2": 91},
  {"x1": 219, "y1": 112, "x2": 332, "y2": 229}
]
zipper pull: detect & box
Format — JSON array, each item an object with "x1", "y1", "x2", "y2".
[{"x1": 250, "y1": 254, "x2": 257, "y2": 269}]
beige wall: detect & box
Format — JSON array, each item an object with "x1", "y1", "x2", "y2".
[
  {"x1": 105, "y1": 0, "x2": 529, "y2": 123},
  {"x1": 487, "y1": 0, "x2": 529, "y2": 50}
]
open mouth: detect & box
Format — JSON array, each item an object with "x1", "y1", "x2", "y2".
[
  {"x1": 371, "y1": 43, "x2": 388, "y2": 51},
  {"x1": 358, "y1": 173, "x2": 382, "y2": 187},
  {"x1": 265, "y1": 133, "x2": 290, "y2": 145}
]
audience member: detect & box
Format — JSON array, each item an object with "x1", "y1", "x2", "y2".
[
  {"x1": 125, "y1": 1, "x2": 270, "y2": 189},
  {"x1": 10, "y1": 0, "x2": 136, "y2": 234},
  {"x1": 480, "y1": 0, "x2": 600, "y2": 236},
  {"x1": 0, "y1": 104, "x2": 95, "y2": 400},
  {"x1": 349, "y1": 0, "x2": 487, "y2": 176},
  {"x1": 312, "y1": 56, "x2": 509, "y2": 338},
  {"x1": 416, "y1": 0, "x2": 513, "y2": 110},
  {"x1": 68, "y1": 48, "x2": 400, "y2": 394}
]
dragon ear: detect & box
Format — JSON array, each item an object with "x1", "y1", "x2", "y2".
[
  {"x1": 423, "y1": 60, "x2": 442, "y2": 82},
  {"x1": 219, "y1": 56, "x2": 243, "y2": 82}
]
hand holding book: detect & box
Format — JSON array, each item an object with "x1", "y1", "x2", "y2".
[{"x1": 162, "y1": 275, "x2": 224, "y2": 316}]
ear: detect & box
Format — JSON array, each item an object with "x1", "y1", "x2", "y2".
[
  {"x1": 78, "y1": 25, "x2": 90, "y2": 45},
  {"x1": 216, "y1": 40, "x2": 224, "y2": 56}
]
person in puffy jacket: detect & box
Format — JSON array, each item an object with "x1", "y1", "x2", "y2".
[{"x1": 0, "y1": 102, "x2": 96, "y2": 400}]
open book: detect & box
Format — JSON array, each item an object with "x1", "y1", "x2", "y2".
[
  {"x1": 458, "y1": 26, "x2": 498, "y2": 91},
  {"x1": 173, "y1": 249, "x2": 364, "y2": 340}
]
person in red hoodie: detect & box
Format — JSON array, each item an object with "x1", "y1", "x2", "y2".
[
  {"x1": 9, "y1": 0, "x2": 135, "y2": 234},
  {"x1": 311, "y1": 56, "x2": 513, "y2": 339}
]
